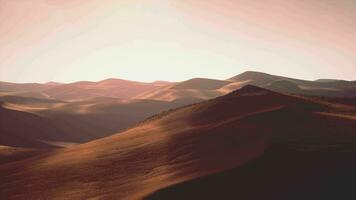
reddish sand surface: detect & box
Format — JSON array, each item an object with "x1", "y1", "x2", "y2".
[
  {"x1": 136, "y1": 71, "x2": 356, "y2": 101},
  {"x1": 0, "y1": 79, "x2": 172, "y2": 101},
  {"x1": 1, "y1": 85, "x2": 356, "y2": 199},
  {"x1": 0, "y1": 97, "x2": 194, "y2": 149},
  {"x1": 2, "y1": 71, "x2": 356, "y2": 103},
  {"x1": 0, "y1": 145, "x2": 43, "y2": 165}
]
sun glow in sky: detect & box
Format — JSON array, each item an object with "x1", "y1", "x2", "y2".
[{"x1": 0, "y1": 0, "x2": 355, "y2": 83}]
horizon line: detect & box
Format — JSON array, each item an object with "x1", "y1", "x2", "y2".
[{"x1": 0, "y1": 70, "x2": 354, "y2": 84}]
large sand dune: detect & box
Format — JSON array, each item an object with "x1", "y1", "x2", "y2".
[
  {"x1": 1, "y1": 85, "x2": 356, "y2": 199},
  {"x1": 0, "y1": 79, "x2": 171, "y2": 101},
  {"x1": 136, "y1": 71, "x2": 356, "y2": 101},
  {"x1": 0, "y1": 96, "x2": 193, "y2": 149},
  {"x1": 2, "y1": 71, "x2": 356, "y2": 103}
]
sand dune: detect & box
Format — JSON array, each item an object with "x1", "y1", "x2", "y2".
[
  {"x1": 1, "y1": 85, "x2": 356, "y2": 199},
  {"x1": 146, "y1": 139, "x2": 356, "y2": 200},
  {"x1": 0, "y1": 81, "x2": 59, "y2": 99},
  {"x1": 135, "y1": 71, "x2": 356, "y2": 102},
  {"x1": 0, "y1": 81, "x2": 55, "y2": 92},
  {"x1": 134, "y1": 79, "x2": 229, "y2": 101},
  {"x1": 171, "y1": 78, "x2": 231, "y2": 90},
  {"x1": 0, "y1": 103, "x2": 60, "y2": 148},
  {"x1": 2, "y1": 71, "x2": 356, "y2": 102},
  {"x1": 0, "y1": 79, "x2": 172, "y2": 101},
  {"x1": 0, "y1": 96, "x2": 193, "y2": 149},
  {"x1": 230, "y1": 71, "x2": 356, "y2": 97},
  {"x1": 0, "y1": 145, "x2": 43, "y2": 165}
]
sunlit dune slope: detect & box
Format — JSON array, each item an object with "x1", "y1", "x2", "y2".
[
  {"x1": 171, "y1": 78, "x2": 230, "y2": 90},
  {"x1": 43, "y1": 79, "x2": 171, "y2": 101},
  {"x1": 229, "y1": 71, "x2": 356, "y2": 98},
  {"x1": 0, "y1": 81, "x2": 59, "y2": 99},
  {"x1": 134, "y1": 78, "x2": 231, "y2": 101},
  {"x1": 0, "y1": 81, "x2": 55, "y2": 92},
  {"x1": 2, "y1": 71, "x2": 356, "y2": 102},
  {"x1": 135, "y1": 71, "x2": 356, "y2": 102},
  {"x1": 0, "y1": 79, "x2": 172, "y2": 101},
  {"x1": 2, "y1": 85, "x2": 356, "y2": 199}
]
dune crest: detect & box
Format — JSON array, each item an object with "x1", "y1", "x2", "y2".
[{"x1": 1, "y1": 86, "x2": 356, "y2": 199}]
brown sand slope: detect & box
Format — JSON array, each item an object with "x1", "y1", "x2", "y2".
[
  {"x1": 0, "y1": 79, "x2": 172, "y2": 101},
  {"x1": 135, "y1": 71, "x2": 356, "y2": 102},
  {"x1": 0, "y1": 103, "x2": 59, "y2": 148},
  {"x1": 134, "y1": 78, "x2": 232, "y2": 101},
  {"x1": 229, "y1": 71, "x2": 356, "y2": 97},
  {"x1": 0, "y1": 81, "x2": 56, "y2": 93},
  {"x1": 2, "y1": 71, "x2": 356, "y2": 102},
  {"x1": 43, "y1": 79, "x2": 171, "y2": 101},
  {"x1": 146, "y1": 140, "x2": 356, "y2": 200},
  {"x1": 1, "y1": 85, "x2": 356, "y2": 199},
  {"x1": 0, "y1": 145, "x2": 44, "y2": 165},
  {"x1": 171, "y1": 78, "x2": 230, "y2": 90},
  {"x1": 0, "y1": 97, "x2": 193, "y2": 149},
  {"x1": 0, "y1": 81, "x2": 60, "y2": 99}
]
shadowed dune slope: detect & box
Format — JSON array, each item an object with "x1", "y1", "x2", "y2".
[
  {"x1": 229, "y1": 71, "x2": 356, "y2": 98},
  {"x1": 0, "y1": 103, "x2": 59, "y2": 148},
  {"x1": 1, "y1": 85, "x2": 356, "y2": 200},
  {"x1": 135, "y1": 71, "x2": 356, "y2": 102},
  {"x1": 146, "y1": 143, "x2": 356, "y2": 200},
  {"x1": 0, "y1": 145, "x2": 44, "y2": 165},
  {"x1": 0, "y1": 97, "x2": 193, "y2": 149}
]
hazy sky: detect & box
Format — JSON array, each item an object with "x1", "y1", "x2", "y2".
[{"x1": 0, "y1": 0, "x2": 355, "y2": 83}]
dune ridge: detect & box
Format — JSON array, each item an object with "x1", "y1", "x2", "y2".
[{"x1": 1, "y1": 85, "x2": 356, "y2": 199}]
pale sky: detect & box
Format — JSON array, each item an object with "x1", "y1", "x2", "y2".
[{"x1": 0, "y1": 0, "x2": 355, "y2": 83}]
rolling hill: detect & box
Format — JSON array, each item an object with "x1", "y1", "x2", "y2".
[
  {"x1": 229, "y1": 71, "x2": 356, "y2": 98},
  {"x1": 134, "y1": 78, "x2": 231, "y2": 101},
  {"x1": 2, "y1": 71, "x2": 355, "y2": 103},
  {"x1": 135, "y1": 71, "x2": 356, "y2": 101},
  {"x1": 1, "y1": 85, "x2": 356, "y2": 199},
  {"x1": 0, "y1": 79, "x2": 172, "y2": 101},
  {"x1": 0, "y1": 96, "x2": 193, "y2": 149},
  {"x1": 43, "y1": 79, "x2": 171, "y2": 101}
]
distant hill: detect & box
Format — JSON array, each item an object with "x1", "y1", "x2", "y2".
[
  {"x1": 2, "y1": 72, "x2": 356, "y2": 102},
  {"x1": 229, "y1": 71, "x2": 356, "y2": 97},
  {"x1": 136, "y1": 71, "x2": 356, "y2": 101},
  {"x1": 0, "y1": 79, "x2": 172, "y2": 101},
  {"x1": 315, "y1": 79, "x2": 347, "y2": 82}
]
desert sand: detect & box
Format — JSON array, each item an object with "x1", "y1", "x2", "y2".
[{"x1": 1, "y1": 85, "x2": 356, "y2": 199}]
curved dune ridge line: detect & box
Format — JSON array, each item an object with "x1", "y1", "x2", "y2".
[
  {"x1": 135, "y1": 71, "x2": 356, "y2": 102},
  {"x1": 2, "y1": 71, "x2": 356, "y2": 102},
  {"x1": 0, "y1": 79, "x2": 173, "y2": 101},
  {"x1": 42, "y1": 79, "x2": 170, "y2": 101},
  {"x1": 171, "y1": 78, "x2": 231, "y2": 90},
  {"x1": 0, "y1": 145, "x2": 43, "y2": 165},
  {"x1": 135, "y1": 78, "x2": 232, "y2": 100},
  {"x1": 1, "y1": 85, "x2": 356, "y2": 199},
  {"x1": 0, "y1": 96, "x2": 196, "y2": 149},
  {"x1": 134, "y1": 78, "x2": 231, "y2": 101}
]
